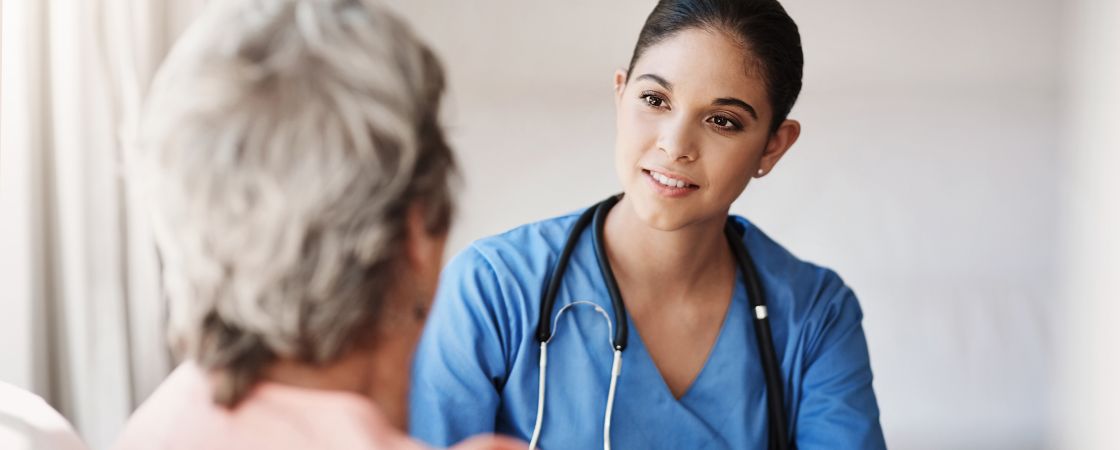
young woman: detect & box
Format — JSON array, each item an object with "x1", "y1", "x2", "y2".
[{"x1": 410, "y1": 1, "x2": 886, "y2": 449}]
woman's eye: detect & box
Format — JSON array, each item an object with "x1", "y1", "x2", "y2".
[
  {"x1": 641, "y1": 94, "x2": 666, "y2": 108},
  {"x1": 708, "y1": 115, "x2": 741, "y2": 130}
]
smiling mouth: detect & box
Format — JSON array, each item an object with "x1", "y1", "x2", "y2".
[{"x1": 643, "y1": 169, "x2": 699, "y2": 189}]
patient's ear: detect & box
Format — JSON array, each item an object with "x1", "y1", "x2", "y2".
[
  {"x1": 378, "y1": 203, "x2": 447, "y2": 330},
  {"x1": 403, "y1": 202, "x2": 447, "y2": 297}
]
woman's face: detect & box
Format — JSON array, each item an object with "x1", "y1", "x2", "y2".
[{"x1": 613, "y1": 27, "x2": 798, "y2": 231}]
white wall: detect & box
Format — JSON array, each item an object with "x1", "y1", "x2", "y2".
[
  {"x1": 1057, "y1": 0, "x2": 1120, "y2": 448},
  {"x1": 385, "y1": 1, "x2": 1064, "y2": 448}
]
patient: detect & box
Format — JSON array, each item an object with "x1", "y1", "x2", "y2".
[{"x1": 113, "y1": 0, "x2": 520, "y2": 449}]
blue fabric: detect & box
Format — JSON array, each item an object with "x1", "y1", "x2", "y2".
[{"x1": 409, "y1": 211, "x2": 886, "y2": 450}]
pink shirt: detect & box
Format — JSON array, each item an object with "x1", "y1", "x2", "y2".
[{"x1": 113, "y1": 363, "x2": 427, "y2": 450}]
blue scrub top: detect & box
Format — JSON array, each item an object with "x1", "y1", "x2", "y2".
[{"x1": 409, "y1": 211, "x2": 886, "y2": 450}]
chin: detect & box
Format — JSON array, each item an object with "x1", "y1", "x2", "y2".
[{"x1": 627, "y1": 189, "x2": 703, "y2": 232}]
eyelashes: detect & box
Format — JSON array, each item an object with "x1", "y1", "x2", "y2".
[
  {"x1": 638, "y1": 91, "x2": 744, "y2": 132},
  {"x1": 640, "y1": 91, "x2": 667, "y2": 109},
  {"x1": 708, "y1": 114, "x2": 742, "y2": 131}
]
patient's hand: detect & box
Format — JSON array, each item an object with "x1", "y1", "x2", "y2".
[{"x1": 450, "y1": 435, "x2": 527, "y2": 450}]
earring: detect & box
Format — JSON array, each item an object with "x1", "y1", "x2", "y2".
[{"x1": 756, "y1": 168, "x2": 766, "y2": 177}]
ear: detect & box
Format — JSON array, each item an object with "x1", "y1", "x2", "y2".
[
  {"x1": 402, "y1": 202, "x2": 447, "y2": 291},
  {"x1": 613, "y1": 69, "x2": 628, "y2": 107},
  {"x1": 757, "y1": 119, "x2": 801, "y2": 177}
]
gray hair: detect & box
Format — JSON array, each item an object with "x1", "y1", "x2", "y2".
[{"x1": 129, "y1": 0, "x2": 454, "y2": 406}]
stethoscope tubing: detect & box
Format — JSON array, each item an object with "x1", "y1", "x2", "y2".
[{"x1": 534, "y1": 194, "x2": 792, "y2": 450}]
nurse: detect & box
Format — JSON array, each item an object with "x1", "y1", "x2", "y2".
[{"x1": 410, "y1": 0, "x2": 887, "y2": 448}]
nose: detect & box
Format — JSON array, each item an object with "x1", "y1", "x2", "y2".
[{"x1": 656, "y1": 116, "x2": 698, "y2": 162}]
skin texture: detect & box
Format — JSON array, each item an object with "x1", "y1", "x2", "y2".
[{"x1": 606, "y1": 27, "x2": 800, "y2": 399}]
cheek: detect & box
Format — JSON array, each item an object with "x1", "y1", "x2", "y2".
[
  {"x1": 617, "y1": 104, "x2": 659, "y2": 151},
  {"x1": 614, "y1": 105, "x2": 654, "y2": 181},
  {"x1": 711, "y1": 162, "x2": 752, "y2": 197},
  {"x1": 703, "y1": 142, "x2": 761, "y2": 197}
]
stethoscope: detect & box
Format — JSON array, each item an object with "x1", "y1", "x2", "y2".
[{"x1": 528, "y1": 194, "x2": 792, "y2": 450}]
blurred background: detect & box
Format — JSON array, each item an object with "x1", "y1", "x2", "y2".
[{"x1": 1, "y1": 1, "x2": 1116, "y2": 449}]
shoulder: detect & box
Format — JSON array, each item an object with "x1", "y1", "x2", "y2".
[
  {"x1": 443, "y1": 210, "x2": 584, "y2": 287},
  {"x1": 421, "y1": 212, "x2": 591, "y2": 378},
  {"x1": 290, "y1": 391, "x2": 428, "y2": 450},
  {"x1": 467, "y1": 211, "x2": 582, "y2": 268},
  {"x1": 729, "y1": 215, "x2": 858, "y2": 318},
  {"x1": 112, "y1": 363, "x2": 213, "y2": 450},
  {"x1": 730, "y1": 215, "x2": 845, "y2": 285},
  {"x1": 730, "y1": 216, "x2": 872, "y2": 366}
]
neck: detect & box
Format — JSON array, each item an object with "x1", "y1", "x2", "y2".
[
  {"x1": 603, "y1": 196, "x2": 734, "y2": 302},
  {"x1": 261, "y1": 334, "x2": 413, "y2": 431},
  {"x1": 263, "y1": 350, "x2": 374, "y2": 397}
]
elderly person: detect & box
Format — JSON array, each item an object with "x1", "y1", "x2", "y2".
[{"x1": 113, "y1": 1, "x2": 520, "y2": 449}]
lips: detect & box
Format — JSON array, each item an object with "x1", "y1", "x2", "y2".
[
  {"x1": 642, "y1": 168, "x2": 699, "y2": 189},
  {"x1": 640, "y1": 168, "x2": 699, "y2": 199}
]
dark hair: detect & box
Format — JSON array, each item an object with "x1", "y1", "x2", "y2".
[{"x1": 626, "y1": 0, "x2": 803, "y2": 132}]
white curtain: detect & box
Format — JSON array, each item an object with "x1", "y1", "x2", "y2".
[{"x1": 0, "y1": 1, "x2": 207, "y2": 448}]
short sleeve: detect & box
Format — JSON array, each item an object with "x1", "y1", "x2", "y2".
[
  {"x1": 409, "y1": 246, "x2": 513, "y2": 447},
  {"x1": 794, "y1": 278, "x2": 887, "y2": 449}
]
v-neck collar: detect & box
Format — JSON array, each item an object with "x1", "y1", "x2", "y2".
[
  {"x1": 607, "y1": 272, "x2": 748, "y2": 449},
  {"x1": 538, "y1": 222, "x2": 757, "y2": 449},
  {"x1": 627, "y1": 270, "x2": 748, "y2": 405}
]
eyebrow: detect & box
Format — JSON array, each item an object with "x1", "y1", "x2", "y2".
[
  {"x1": 635, "y1": 73, "x2": 758, "y2": 121},
  {"x1": 635, "y1": 73, "x2": 673, "y2": 91},
  {"x1": 713, "y1": 97, "x2": 758, "y2": 120}
]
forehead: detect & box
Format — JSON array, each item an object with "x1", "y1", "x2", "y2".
[{"x1": 631, "y1": 28, "x2": 768, "y2": 108}]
